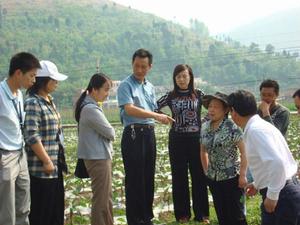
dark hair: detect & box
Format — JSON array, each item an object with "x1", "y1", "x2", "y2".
[
  {"x1": 259, "y1": 79, "x2": 279, "y2": 95},
  {"x1": 8, "y1": 52, "x2": 40, "y2": 76},
  {"x1": 26, "y1": 77, "x2": 52, "y2": 96},
  {"x1": 170, "y1": 64, "x2": 196, "y2": 98},
  {"x1": 75, "y1": 73, "x2": 110, "y2": 123},
  {"x1": 228, "y1": 90, "x2": 257, "y2": 116},
  {"x1": 292, "y1": 89, "x2": 300, "y2": 98},
  {"x1": 209, "y1": 98, "x2": 229, "y2": 110},
  {"x1": 132, "y1": 48, "x2": 153, "y2": 65}
]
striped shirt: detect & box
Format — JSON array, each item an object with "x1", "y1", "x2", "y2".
[{"x1": 24, "y1": 94, "x2": 62, "y2": 178}]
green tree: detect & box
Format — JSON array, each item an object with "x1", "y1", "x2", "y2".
[
  {"x1": 189, "y1": 18, "x2": 209, "y2": 38},
  {"x1": 265, "y1": 44, "x2": 275, "y2": 55},
  {"x1": 249, "y1": 42, "x2": 260, "y2": 53}
]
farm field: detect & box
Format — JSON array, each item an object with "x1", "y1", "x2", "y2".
[{"x1": 63, "y1": 115, "x2": 300, "y2": 225}]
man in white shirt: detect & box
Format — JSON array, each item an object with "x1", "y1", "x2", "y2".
[
  {"x1": 0, "y1": 52, "x2": 40, "y2": 225},
  {"x1": 228, "y1": 90, "x2": 300, "y2": 225}
]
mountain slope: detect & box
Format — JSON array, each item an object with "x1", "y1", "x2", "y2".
[
  {"x1": 0, "y1": 0, "x2": 299, "y2": 107},
  {"x1": 228, "y1": 7, "x2": 300, "y2": 51},
  {"x1": 0, "y1": 0, "x2": 211, "y2": 81}
]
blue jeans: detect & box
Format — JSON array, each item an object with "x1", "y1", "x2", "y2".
[{"x1": 260, "y1": 178, "x2": 300, "y2": 225}]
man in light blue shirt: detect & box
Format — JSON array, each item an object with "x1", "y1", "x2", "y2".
[
  {"x1": 117, "y1": 49, "x2": 173, "y2": 225},
  {"x1": 0, "y1": 52, "x2": 40, "y2": 225},
  {"x1": 118, "y1": 72, "x2": 157, "y2": 127}
]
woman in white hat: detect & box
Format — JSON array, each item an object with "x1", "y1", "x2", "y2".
[{"x1": 24, "y1": 60, "x2": 68, "y2": 225}]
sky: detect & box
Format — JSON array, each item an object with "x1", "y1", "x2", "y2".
[{"x1": 113, "y1": 0, "x2": 300, "y2": 35}]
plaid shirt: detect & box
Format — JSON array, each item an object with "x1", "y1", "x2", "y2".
[{"x1": 24, "y1": 94, "x2": 62, "y2": 178}]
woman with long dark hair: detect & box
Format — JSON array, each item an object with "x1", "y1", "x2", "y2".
[
  {"x1": 75, "y1": 73, "x2": 115, "y2": 225},
  {"x1": 156, "y1": 64, "x2": 209, "y2": 223},
  {"x1": 24, "y1": 60, "x2": 68, "y2": 225}
]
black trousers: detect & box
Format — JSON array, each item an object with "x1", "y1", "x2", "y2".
[
  {"x1": 169, "y1": 132, "x2": 209, "y2": 221},
  {"x1": 208, "y1": 176, "x2": 247, "y2": 225},
  {"x1": 29, "y1": 174, "x2": 64, "y2": 225},
  {"x1": 121, "y1": 125, "x2": 156, "y2": 225}
]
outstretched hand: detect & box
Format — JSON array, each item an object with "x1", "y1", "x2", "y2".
[{"x1": 155, "y1": 114, "x2": 175, "y2": 125}]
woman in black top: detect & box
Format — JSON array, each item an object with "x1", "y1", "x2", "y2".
[{"x1": 157, "y1": 64, "x2": 209, "y2": 224}]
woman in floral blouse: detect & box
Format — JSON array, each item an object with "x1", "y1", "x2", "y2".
[{"x1": 200, "y1": 92, "x2": 248, "y2": 225}]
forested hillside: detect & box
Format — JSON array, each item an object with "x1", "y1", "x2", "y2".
[{"x1": 0, "y1": 0, "x2": 299, "y2": 106}]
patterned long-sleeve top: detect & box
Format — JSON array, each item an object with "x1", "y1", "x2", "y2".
[
  {"x1": 156, "y1": 89, "x2": 204, "y2": 137},
  {"x1": 24, "y1": 94, "x2": 62, "y2": 178}
]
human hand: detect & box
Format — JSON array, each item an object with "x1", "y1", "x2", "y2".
[
  {"x1": 238, "y1": 175, "x2": 248, "y2": 188},
  {"x1": 166, "y1": 115, "x2": 175, "y2": 124},
  {"x1": 155, "y1": 114, "x2": 175, "y2": 125},
  {"x1": 258, "y1": 101, "x2": 270, "y2": 116},
  {"x1": 43, "y1": 160, "x2": 55, "y2": 174},
  {"x1": 264, "y1": 197, "x2": 277, "y2": 213},
  {"x1": 245, "y1": 183, "x2": 257, "y2": 197}
]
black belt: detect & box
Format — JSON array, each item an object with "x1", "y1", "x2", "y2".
[{"x1": 127, "y1": 124, "x2": 154, "y2": 129}]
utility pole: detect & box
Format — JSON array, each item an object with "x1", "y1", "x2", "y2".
[
  {"x1": 0, "y1": 4, "x2": 2, "y2": 29},
  {"x1": 96, "y1": 58, "x2": 100, "y2": 73}
]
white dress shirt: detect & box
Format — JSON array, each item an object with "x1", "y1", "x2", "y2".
[{"x1": 244, "y1": 114, "x2": 297, "y2": 200}]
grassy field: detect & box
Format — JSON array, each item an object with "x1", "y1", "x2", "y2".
[{"x1": 62, "y1": 115, "x2": 300, "y2": 225}]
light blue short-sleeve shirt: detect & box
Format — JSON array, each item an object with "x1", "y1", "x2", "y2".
[
  {"x1": 117, "y1": 75, "x2": 157, "y2": 127},
  {"x1": 0, "y1": 80, "x2": 24, "y2": 150}
]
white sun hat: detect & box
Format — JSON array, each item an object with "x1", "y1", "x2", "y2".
[{"x1": 37, "y1": 60, "x2": 68, "y2": 81}]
